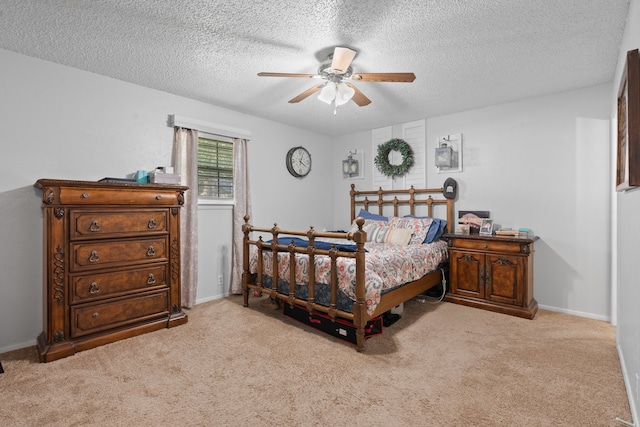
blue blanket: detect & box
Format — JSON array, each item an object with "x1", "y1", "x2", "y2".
[{"x1": 266, "y1": 237, "x2": 361, "y2": 253}]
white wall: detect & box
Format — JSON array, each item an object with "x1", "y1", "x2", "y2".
[
  {"x1": 612, "y1": 0, "x2": 640, "y2": 421},
  {"x1": 197, "y1": 205, "x2": 233, "y2": 303},
  {"x1": 0, "y1": 48, "x2": 334, "y2": 352},
  {"x1": 333, "y1": 84, "x2": 612, "y2": 320}
]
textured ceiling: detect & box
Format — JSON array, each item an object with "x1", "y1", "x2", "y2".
[{"x1": 0, "y1": 0, "x2": 631, "y2": 137}]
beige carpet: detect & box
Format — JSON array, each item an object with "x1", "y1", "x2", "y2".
[{"x1": 0, "y1": 296, "x2": 632, "y2": 426}]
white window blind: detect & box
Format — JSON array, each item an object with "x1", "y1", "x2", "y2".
[{"x1": 198, "y1": 136, "x2": 233, "y2": 199}]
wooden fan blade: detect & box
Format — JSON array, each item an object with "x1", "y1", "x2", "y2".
[
  {"x1": 331, "y1": 47, "x2": 357, "y2": 74},
  {"x1": 258, "y1": 72, "x2": 318, "y2": 78},
  {"x1": 351, "y1": 72, "x2": 416, "y2": 82},
  {"x1": 344, "y1": 83, "x2": 371, "y2": 106},
  {"x1": 288, "y1": 84, "x2": 324, "y2": 103}
]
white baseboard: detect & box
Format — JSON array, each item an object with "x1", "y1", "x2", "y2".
[
  {"x1": 538, "y1": 304, "x2": 610, "y2": 322},
  {"x1": 0, "y1": 339, "x2": 37, "y2": 355},
  {"x1": 195, "y1": 293, "x2": 228, "y2": 305},
  {"x1": 617, "y1": 344, "x2": 638, "y2": 426}
]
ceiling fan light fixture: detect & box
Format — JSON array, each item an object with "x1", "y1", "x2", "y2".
[
  {"x1": 317, "y1": 83, "x2": 336, "y2": 104},
  {"x1": 335, "y1": 82, "x2": 355, "y2": 106}
]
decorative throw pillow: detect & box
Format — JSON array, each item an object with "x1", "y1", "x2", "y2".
[
  {"x1": 404, "y1": 215, "x2": 447, "y2": 243},
  {"x1": 362, "y1": 222, "x2": 380, "y2": 241},
  {"x1": 435, "y1": 218, "x2": 447, "y2": 239},
  {"x1": 367, "y1": 225, "x2": 413, "y2": 245},
  {"x1": 348, "y1": 218, "x2": 387, "y2": 235},
  {"x1": 388, "y1": 216, "x2": 433, "y2": 244}
]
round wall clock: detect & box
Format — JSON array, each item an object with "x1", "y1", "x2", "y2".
[{"x1": 286, "y1": 146, "x2": 311, "y2": 178}]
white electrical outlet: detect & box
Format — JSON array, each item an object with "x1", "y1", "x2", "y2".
[{"x1": 217, "y1": 275, "x2": 223, "y2": 285}]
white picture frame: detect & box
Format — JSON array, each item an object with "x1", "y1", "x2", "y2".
[{"x1": 456, "y1": 224, "x2": 470, "y2": 235}]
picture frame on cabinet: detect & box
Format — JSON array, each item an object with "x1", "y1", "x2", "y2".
[
  {"x1": 479, "y1": 219, "x2": 493, "y2": 235},
  {"x1": 616, "y1": 48, "x2": 640, "y2": 191},
  {"x1": 455, "y1": 224, "x2": 470, "y2": 235},
  {"x1": 458, "y1": 210, "x2": 490, "y2": 233}
]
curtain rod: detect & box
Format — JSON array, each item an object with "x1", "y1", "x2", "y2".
[{"x1": 168, "y1": 114, "x2": 252, "y2": 140}]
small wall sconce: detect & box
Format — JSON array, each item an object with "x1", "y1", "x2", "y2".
[
  {"x1": 342, "y1": 151, "x2": 359, "y2": 178},
  {"x1": 435, "y1": 144, "x2": 454, "y2": 168},
  {"x1": 435, "y1": 134, "x2": 463, "y2": 173}
]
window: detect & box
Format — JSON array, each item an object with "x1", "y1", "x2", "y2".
[{"x1": 197, "y1": 136, "x2": 233, "y2": 200}]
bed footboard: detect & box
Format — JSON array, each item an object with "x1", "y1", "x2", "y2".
[{"x1": 242, "y1": 215, "x2": 372, "y2": 351}]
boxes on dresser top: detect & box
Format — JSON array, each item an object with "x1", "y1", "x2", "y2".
[{"x1": 149, "y1": 167, "x2": 181, "y2": 184}]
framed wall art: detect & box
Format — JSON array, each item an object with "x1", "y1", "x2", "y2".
[{"x1": 616, "y1": 48, "x2": 640, "y2": 191}]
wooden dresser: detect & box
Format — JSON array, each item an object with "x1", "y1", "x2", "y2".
[
  {"x1": 443, "y1": 233, "x2": 539, "y2": 319},
  {"x1": 34, "y1": 179, "x2": 189, "y2": 362}
]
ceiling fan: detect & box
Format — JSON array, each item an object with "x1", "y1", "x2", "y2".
[{"x1": 258, "y1": 47, "x2": 415, "y2": 113}]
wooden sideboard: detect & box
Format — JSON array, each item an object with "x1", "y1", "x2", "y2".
[
  {"x1": 443, "y1": 233, "x2": 539, "y2": 319},
  {"x1": 34, "y1": 179, "x2": 189, "y2": 362}
]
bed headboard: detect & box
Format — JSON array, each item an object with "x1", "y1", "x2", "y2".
[{"x1": 349, "y1": 184, "x2": 455, "y2": 233}]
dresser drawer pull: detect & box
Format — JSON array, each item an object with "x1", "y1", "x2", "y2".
[
  {"x1": 148, "y1": 218, "x2": 157, "y2": 229},
  {"x1": 483, "y1": 244, "x2": 488, "y2": 248},
  {"x1": 89, "y1": 282, "x2": 101, "y2": 295},
  {"x1": 89, "y1": 250, "x2": 100, "y2": 263},
  {"x1": 89, "y1": 220, "x2": 101, "y2": 232},
  {"x1": 155, "y1": 195, "x2": 162, "y2": 200},
  {"x1": 147, "y1": 273, "x2": 156, "y2": 285},
  {"x1": 92, "y1": 312, "x2": 99, "y2": 318},
  {"x1": 146, "y1": 246, "x2": 156, "y2": 257},
  {"x1": 82, "y1": 193, "x2": 89, "y2": 199}
]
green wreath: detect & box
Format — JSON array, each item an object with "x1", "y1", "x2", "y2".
[{"x1": 374, "y1": 138, "x2": 415, "y2": 178}]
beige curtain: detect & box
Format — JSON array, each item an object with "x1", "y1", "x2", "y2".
[
  {"x1": 231, "y1": 138, "x2": 251, "y2": 294},
  {"x1": 172, "y1": 127, "x2": 199, "y2": 307}
]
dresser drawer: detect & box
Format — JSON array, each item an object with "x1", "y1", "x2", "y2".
[
  {"x1": 59, "y1": 187, "x2": 181, "y2": 205},
  {"x1": 449, "y1": 238, "x2": 524, "y2": 254},
  {"x1": 70, "y1": 265, "x2": 168, "y2": 304},
  {"x1": 71, "y1": 237, "x2": 168, "y2": 271},
  {"x1": 71, "y1": 209, "x2": 168, "y2": 240},
  {"x1": 70, "y1": 290, "x2": 169, "y2": 338}
]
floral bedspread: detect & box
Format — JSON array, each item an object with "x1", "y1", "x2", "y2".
[{"x1": 248, "y1": 239, "x2": 448, "y2": 315}]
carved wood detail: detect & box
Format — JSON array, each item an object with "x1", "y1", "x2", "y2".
[
  {"x1": 44, "y1": 189, "x2": 55, "y2": 204},
  {"x1": 171, "y1": 237, "x2": 180, "y2": 285},
  {"x1": 53, "y1": 330, "x2": 65, "y2": 343},
  {"x1": 53, "y1": 246, "x2": 65, "y2": 304}
]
